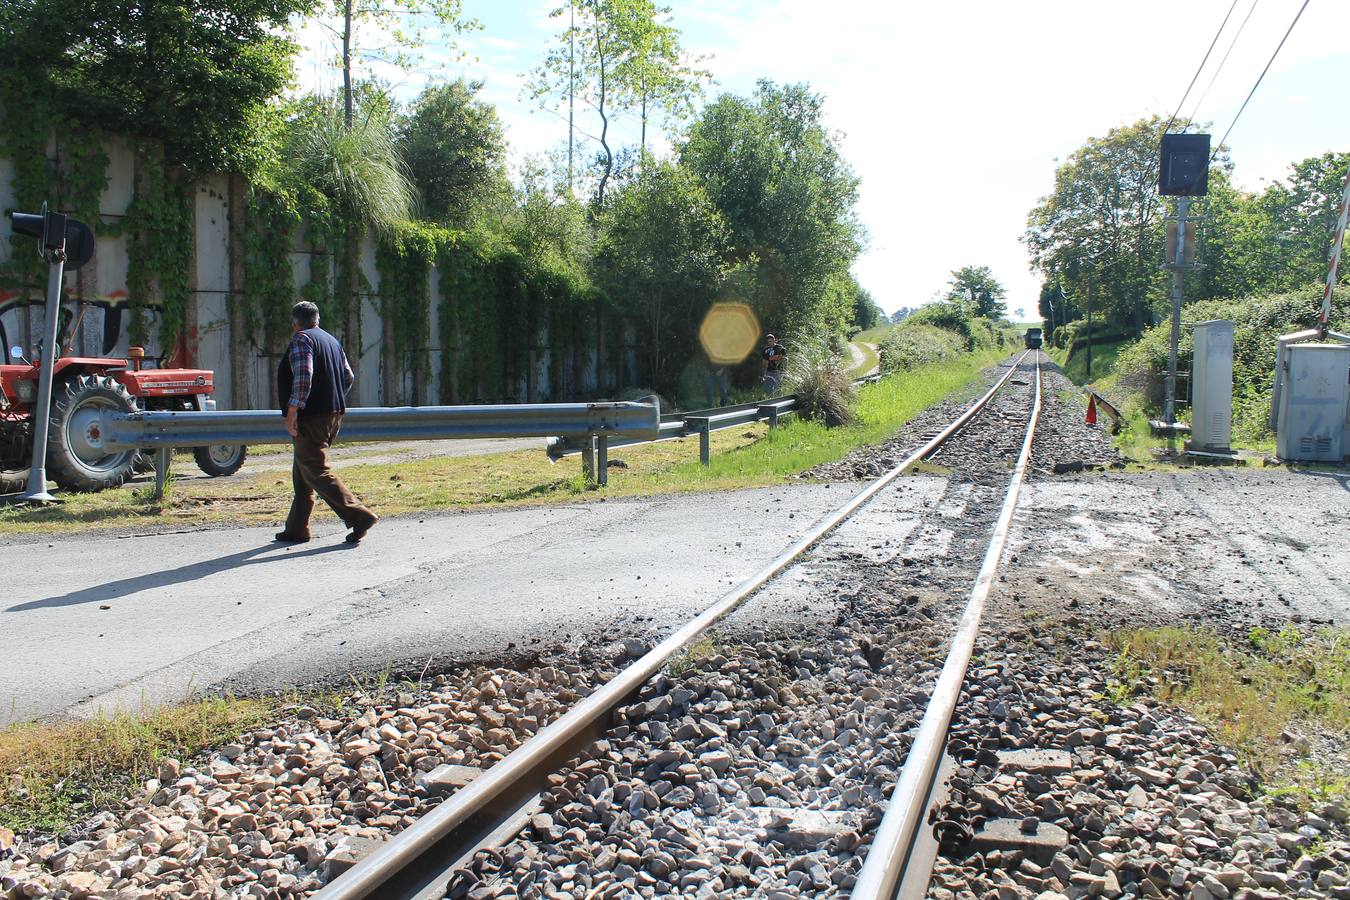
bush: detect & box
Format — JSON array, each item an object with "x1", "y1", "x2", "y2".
[
  {"x1": 1113, "y1": 286, "x2": 1346, "y2": 441},
  {"x1": 905, "y1": 302, "x2": 975, "y2": 349},
  {"x1": 786, "y1": 341, "x2": 856, "y2": 427},
  {"x1": 878, "y1": 323, "x2": 966, "y2": 374}
]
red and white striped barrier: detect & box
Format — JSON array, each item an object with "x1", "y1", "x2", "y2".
[{"x1": 1321, "y1": 163, "x2": 1350, "y2": 327}]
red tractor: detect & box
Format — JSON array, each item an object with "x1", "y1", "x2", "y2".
[{"x1": 0, "y1": 344, "x2": 247, "y2": 493}]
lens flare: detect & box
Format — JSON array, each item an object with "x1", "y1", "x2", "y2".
[{"x1": 698, "y1": 302, "x2": 760, "y2": 365}]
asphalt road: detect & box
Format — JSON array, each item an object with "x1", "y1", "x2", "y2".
[{"x1": 6, "y1": 481, "x2": 897, "y2": 724}]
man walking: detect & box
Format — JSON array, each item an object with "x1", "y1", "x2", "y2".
[
  {"x1": 274, "y1": 301, "x2": 378, "y2": 545},
  {"x1": 761, "y1": 333, "x2": 787, "y2": 395}
]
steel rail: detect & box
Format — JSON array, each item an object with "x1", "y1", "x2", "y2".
[
  {"x1": 99, "y1": 401, "x2": 660, "y2": 453},
  {"x1": 850, "y1": 350, "x2": 1044, "y2": 900},
  {"x1": 312, "y1": 352, "x2": 1031, "y2": 900}
]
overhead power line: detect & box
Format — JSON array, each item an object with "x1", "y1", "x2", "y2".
[
  {"x1": 1213, "y1": 0, "x2": 1312, "y2": 160},
  {"x1": 1164, "y1": 0, "x2": 1240, "y2": 134},
  {"x1": 1186, "y1": 0, "x2": 1261, "y2": 127}
]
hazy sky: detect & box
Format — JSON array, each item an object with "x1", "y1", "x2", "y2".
[{"x1": 298, "y1": 1, "x2": 1350, "y2": 318}]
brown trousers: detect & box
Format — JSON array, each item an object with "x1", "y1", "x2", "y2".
[{"x1": 286, "y1": 413, "x2": 371, "y2": 534}]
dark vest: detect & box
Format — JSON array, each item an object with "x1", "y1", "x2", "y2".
[{"x1": 277, "y1": 327, "x2": 348, "y2": 415}]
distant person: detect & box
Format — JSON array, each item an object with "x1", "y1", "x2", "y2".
[
  {"x1": 705, "y1": 361, "x2": 731, "y2": 408},
  {"x1": 762, "y1": 334, "x2": 787, "y2": 395},
  {"x1": 275, "y1": 301, "x2": 378, "y2": 545}
]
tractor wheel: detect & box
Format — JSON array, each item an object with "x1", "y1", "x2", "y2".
[
  {"x1": 0, "y1": 467, "x2": 28, "y2": 494},
  {"x1": 193, "y1": 444, "x2": 247, "y2": 477},
  {"x1": 46, "y1": 375, "x2": 137, "y2": 492}
]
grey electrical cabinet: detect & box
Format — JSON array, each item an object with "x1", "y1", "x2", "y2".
[
  {"x1": 1276, "y1": 343, "x2": 1350, "y2": 462},
  {"x1": 1191, "y1": 320, "x2": 1233, "y2": 451}
]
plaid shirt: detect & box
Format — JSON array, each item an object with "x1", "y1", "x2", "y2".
[{"x1": 286, "y1": 332, "x2": 354, "y2": 410}]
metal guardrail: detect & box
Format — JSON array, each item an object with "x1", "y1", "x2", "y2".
[
  {"x1": 101, "y1": 402, "x2": 660, "y2": 452},
  {"x1": 546, "y1": 374, "x2": 885, "y2": 476},
  {"x1": 100, "y1": 401, "x2": 660, "y2": 496}
]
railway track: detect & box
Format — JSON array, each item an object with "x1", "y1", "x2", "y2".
[{"x1": 308, "y1": 350, "x2": 1045, "y2": 900}]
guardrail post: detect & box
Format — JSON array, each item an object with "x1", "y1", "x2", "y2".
[
  {"x1": 581, "y1": 435, "x2": 596, "y2": 485},
  {"x1": 596, "y1": 434, "x2": 608, "y2": 487},
  {"x1": 766, "y1": 407, "x2": 779, "y2": 428},
  {"x1": 699, "y1": 426, "x2": 710, "y2": 466},
  {"x1": 153, "y1": 448, "x2": 171, "y2": 501}
]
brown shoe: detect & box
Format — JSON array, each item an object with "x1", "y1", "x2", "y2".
[
  {"x1": 345, "y1": 513, "x2": 378, "y2": 544},
  {"x1": 275, "y1": 530, "x2": 310, "y2": 543}
]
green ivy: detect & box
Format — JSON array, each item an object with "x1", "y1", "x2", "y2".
[
  {"x1": 105, "y1": 145, "x2": 192, "y2": 349},
  {"x1": 0, "y1": 93, "x2": 108, "y2": 297},
  {"x1": 242, "y1": 187, "x2": 300, "y2": 355}
]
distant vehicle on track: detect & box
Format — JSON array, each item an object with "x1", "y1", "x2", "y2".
[{"x1": 1024, "y1": 327, "x2": 1043, "y2": 349}]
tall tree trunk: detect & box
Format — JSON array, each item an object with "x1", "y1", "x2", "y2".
[
  {"x1": 567, "y1": 1, "x2": 575, "y2": 191},
  {"x1": 226, "y1": 174, "x2": 249, "y2": 409},
  {"x1": 640, "y1": 80, "x2": 647, "y2": 172},
  {"x1": 342, "y1": 0, "x2": 354, "y2": 128},
  {"x1": 595, "y1": 33, "x2": 612, "y2": 206}
]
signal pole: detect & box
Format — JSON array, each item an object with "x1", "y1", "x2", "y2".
[{"x1": 1164, "y1": 195, "x2": 1191, "y2": 425}]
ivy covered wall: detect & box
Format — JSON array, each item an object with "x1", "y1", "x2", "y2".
[{"x1": 0, "y1": 135, "x2": 638, "y2": 409}]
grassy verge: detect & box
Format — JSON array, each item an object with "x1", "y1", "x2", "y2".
[
  {"x1": 0, "y1": 351, "x2": 1006, "y2": 538},
  {"x1": 1106, "y1": 625, "x2": 1350, "y2": 809},
  {"x1": 0, "y1": 697, "x2": 284, "y2": 833},
  {"x1": 853, "y1": 323, "x2": 896, "y2": 344},
  {"x1": 1050, "y1": 339, "x2": 1129, "y2": 386}
]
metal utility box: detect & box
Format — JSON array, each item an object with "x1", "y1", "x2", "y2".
[
  {"x1": 1191, "y1": 320, "x2": 1233, "y2": 451},
  {"x1": 1276, "y1": 343, "x2": 1350, "y2": 462}
]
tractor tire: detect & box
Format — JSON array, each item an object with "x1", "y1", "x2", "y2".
[
  {"x1": 0, "y1": 468, "x2": 29, "y2": 494},
  {"x1": 193, "y1": 444, "x2": 247, "y2": 477},
  {"x1": 132, "y1": 451, "x2": 156, "y2": 474},
  {"x1": 46, "y1": 375, "x2": 137, "y2": 492}
]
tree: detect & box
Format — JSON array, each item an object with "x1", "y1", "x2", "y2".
[
  {"x1": 595, "y1": 161, "x2": 730, "y2": 389},
  {"x1": 680, "y1": 80, "x2": 862, "y2": 338},
  {"x1": 0, "y1": 0, "x2": 311, "y2": 174},
  {"x1": 611, "y1": 0, "x2": 709, "y2": 166},
  {"x1": 1025, "y1": 116, "x2": 1182, "y2": 333},
  {"x1": 286, "y1": 94, "x2": 416, "y2": 386},
  {"x1": 316, "y1": 0, "x2": 475, "y2": 129},
  {"x1": 398, "y1": 80, "x2": 509, "y2": 227},
  {"x1": 945, "y1": 265, "x2": 1006, "y2": 319},
  {"x1": 529, "y1": 0, "x2": 705, "y2": 205},
  {"x1": 852, "y1": 283, "x2": 883, "y2": 331},
  {"x1": 1203, "y1": 152, "x2": 1350, "y2": 300}
]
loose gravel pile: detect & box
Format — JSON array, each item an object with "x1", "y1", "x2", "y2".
[
  {"x1": 929, "y1": 626, "x2": 1350, "y2": 900},
  {"x1": 0, "y1": 660, "x2": 613, "y2": 899}
]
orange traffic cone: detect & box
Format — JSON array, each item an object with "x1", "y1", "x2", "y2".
[{"x1": 1085, "y1": 395, "x2": 1098, "y2": 426}]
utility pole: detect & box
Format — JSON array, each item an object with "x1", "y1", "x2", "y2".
[{"x1": 1164, "y1": 195, "x2": 1191, "y2": 424}]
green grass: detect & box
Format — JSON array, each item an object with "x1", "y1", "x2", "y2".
[
  {"x1": 0, "y1": 351, "x2": 1005, "y2": 536},
  {"x1": 848, "y1": 340, "x2": 880, "y2": 377},
  {"x1": 0, "y1": 696, "x2": 284, "y2": 832},
  {"x1": 853, "y1": 323, "x2": 896, "y2": 344},
  {"x1": 1050, "y1": 339, "x2": 1130, "y2": 386},
  {"x1": 1107, "y1": 625, "x2": 1350, "y2": 809}
]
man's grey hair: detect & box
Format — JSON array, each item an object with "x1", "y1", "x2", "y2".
[{"x1": 292, "y1": 301, "x2": 320, "y2": 329}]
